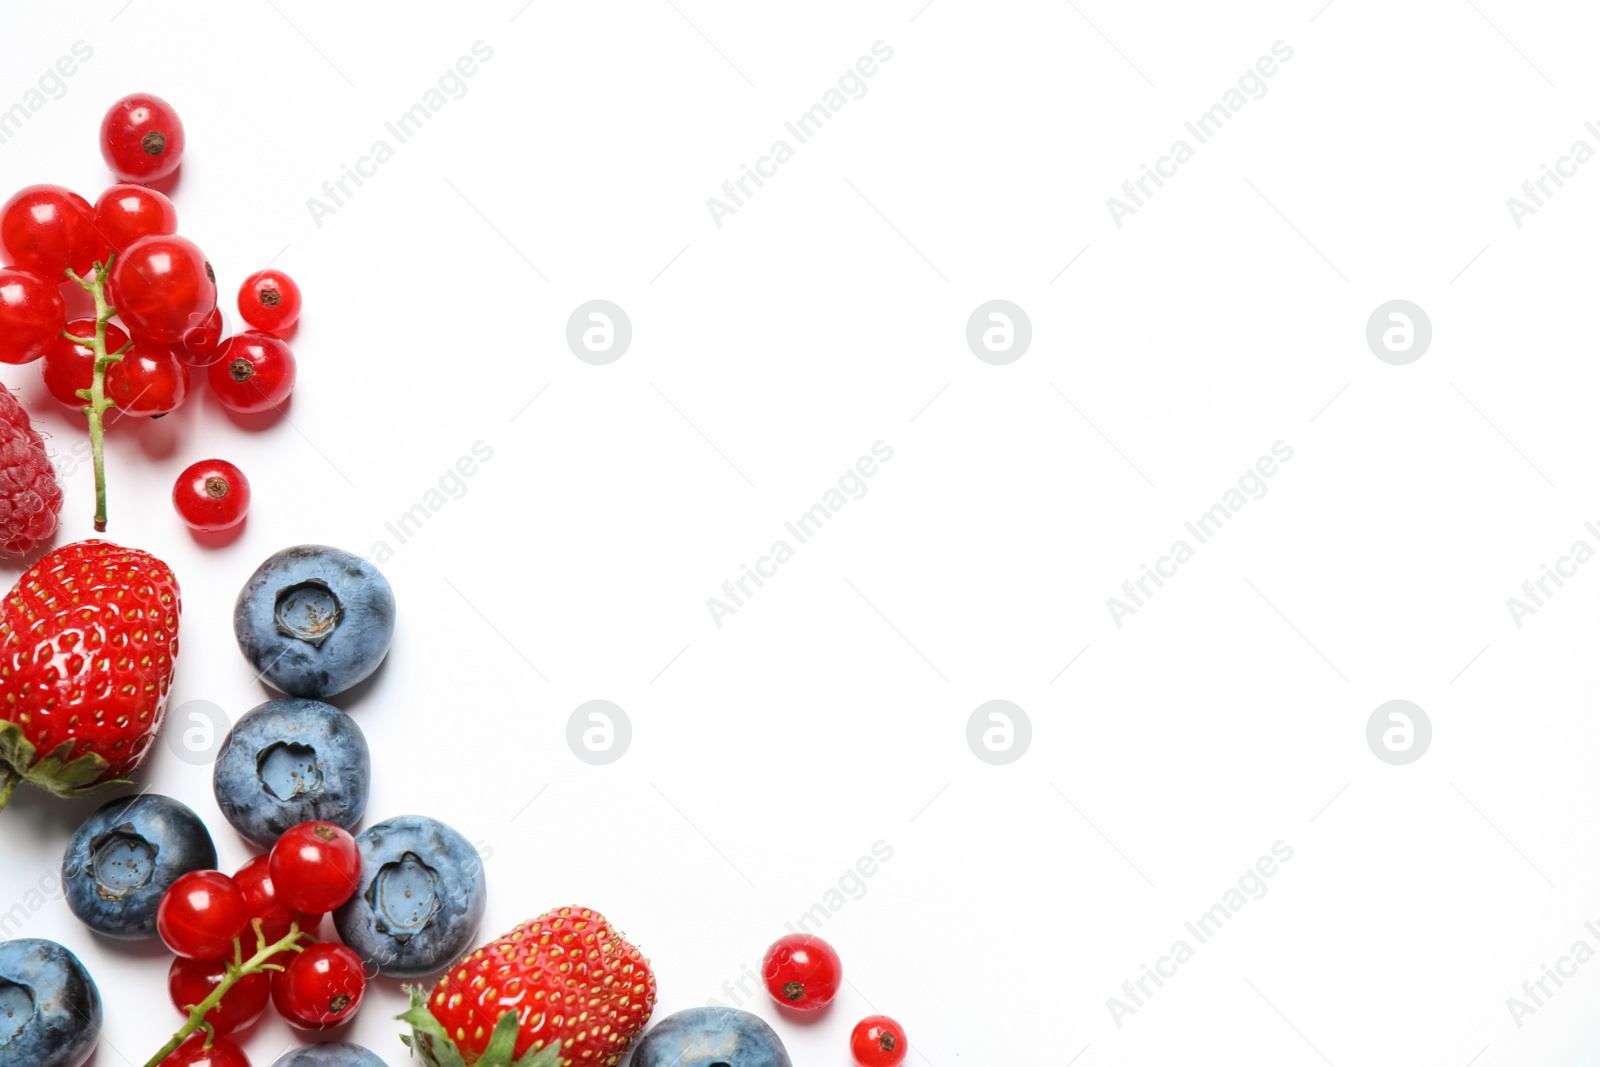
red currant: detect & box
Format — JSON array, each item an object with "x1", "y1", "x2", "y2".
[
  {"x1": 0, "y1": 268, "x2": 66, "y2": 365},
  {"x1": 109, "y1": 234, "x2": 216, "y2": 343},
  {"x1": 850, "y1": 1016, "x2": 908, "y2": 1067},
  {"x1": 159, "y1": 1035, "x2": 250, "y2": 1067},
  {"x1": 762, "y1": 933, "x2": 842, "y2": 1012},
  {"x1": 157, "y1": 871, "x2": 250, "y2": 959},
  {"x1": 0, "y1": 185, "x2": 106, "y2": 278},
  {"x1": 207, "y1": 332, "x2": 296, "y2": 413},
  {"x1": 270, "y1": 943, "x2": 366, "y2": 1030},
  {"x1": 173, "y1": 459, "x2": 250, "y2": 532},
  {"x1": 106, "y1": 340, "x2": 189, "y2": 417},
  {"x1": 269, "y1": 822, "x2": 361, "y2": 913},
  {"x1": 42, "y1": 318, "x2": 127, "y2": 407},
  {"x1": 237, "y1": 270, "x2": 301, "y2": 335},
  {"x1": 179, "y1": 304, "x2": 228, "y2": 366},
  {"x1": 168, "y1": 955, "x2": 269, "y2": 1035},
  {"x1": 234, "y1": 854, "x2": 319, "y2": 946},
  {"x1": 93, "y1": 183, "x2": 178, "y2": 253},
  {"x1": 100, "y1": 93, "x2": 185, "y2": 183}
]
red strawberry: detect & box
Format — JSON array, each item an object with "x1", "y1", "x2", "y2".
[
  {"x1": 0, "y1": 539, "x2": 180, "y2": 810},
  {"x1": 401, "y1": 906, "x2": 656, "y2": 1067}
]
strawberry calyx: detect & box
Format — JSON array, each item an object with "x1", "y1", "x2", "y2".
[
  {"x1": 0, "y1": 720, "x2": 128, "y2": 811},
  {"x1": 399, "y1": 986, "x2": 564, "y2": 1067}
]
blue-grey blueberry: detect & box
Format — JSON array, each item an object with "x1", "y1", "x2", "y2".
[
  {"x1": 61, "y1": 793, "x2": 217, "y2": 939},
  {"x1": 0, "y1": 939, "x2": 101, "y2": 1067},
  {"x1": 268, "y1": 1044, "x2": 387, "y2": 1067},
  {"x1": 333, "y1": 814, "x2": 486, "y2": 978},
  {"x1": 631, "y1": 1007, "x2": 793, "y2": 1067},
  {"x1": 213, "y1": 698, "x2": 370, "y2": 846},
  {"x1": 235, "y1": 545, "x2": 396, "y2": 698}
]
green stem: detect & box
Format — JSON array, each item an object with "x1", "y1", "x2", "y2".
[
  {"x1": 0, "y1": 769, "x2": 19, "y2": 813},
  {"x1": 141, "y1": 923, "x2": 307, "y2": 1067},
  {"x1": 64, "y1": 258, "x2": 122, "y2": 533}
]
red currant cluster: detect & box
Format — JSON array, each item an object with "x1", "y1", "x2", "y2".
[
  {"x1": 150, "y1": 822, "x2": 365, "y2": 1067},
  {"x1": 0, "y1": 92, "x2": 299, "y2": 534},
  {"x1": 760, "y1": 933, "x2": 909, "y2": 1067}
]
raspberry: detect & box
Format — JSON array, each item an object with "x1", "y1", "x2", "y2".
[{"x1": 0, "y1": 384, "x2": 62, "y2": 554}]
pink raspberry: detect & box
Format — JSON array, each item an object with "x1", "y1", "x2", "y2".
[{"x1": 0, "y1": 384, "x2": 61, "y2": 554}]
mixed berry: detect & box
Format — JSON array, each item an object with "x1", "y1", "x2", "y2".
[
  {"x1": 61, "y1": 794, "x2": 218, "y2": 940},
  {"x1": 0, "y1": 90, "x2": 916, "y2": 1067},
  {"x1": 0, "y1": 91, "x2": 305, "y2": 539}
]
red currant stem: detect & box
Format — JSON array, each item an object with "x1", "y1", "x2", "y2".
[
  {"x1": 140, "y1": 923, "x2": 307, "y2": 1067},
  {"x1": 64, "y1": 258, "x2": 123, "y2": 533}
]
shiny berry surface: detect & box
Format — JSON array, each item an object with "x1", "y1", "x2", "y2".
[
  {"x1": 168, "y1": 955, "x2": 269, "y2": 1035},
  {"x1": 207, "y1": 331, "x2": 295, "y2": 413},
  {"x1": 237, "y1": 270, "x2": 301, "y2": 335},
  {"x1": 0, "y1": 184, "x2": 104, "y2": 278},
  {"x1": 0, "y1": 267, "x2": 66, "y2": 365},
  {"x1": 235, "y1": 854, "x2": 308, "y2": 946},
  {"x1": 762, "y1": 933, "x2": 842, "y2": 1011},
  {"x1": 160, "y1": 1035, "x2": 250, "y2": 1067},
  {"x1": 179, "y1": 304, "x2": 227, "y2": 366},
  {"x1": 93, "y1": 183, "x2": 178, "y2": 252},
  {"x1": 851, "y1": 1016, "x2": 908, "y2": 1067},
  {"x1": 173, "y1": 459, "x2": 250, "y2": 532},
  {"x1": 271, "y1": 942, "x2": 366, "y2": 1029},
  {"x1": 110, "y1": 234, "x2": 216, "y2": 343},
  {"x1": 106, "y1": 340, "x2": 189, "y2": 416},
  {"x1": 157, "y1": 870, "x2": 249, "y2": 959},
  {"x1": 269, "y1": 822, "x2": 361, "y2": 913},
  {"x1": 42, "y1": 318, "x2": 127, "y2": 407},
  {"x1": 101, "y1": 92, "x2": 185, "y2": 183}
]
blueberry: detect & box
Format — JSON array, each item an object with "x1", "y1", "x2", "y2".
[
  {"x1": 60, "y1": 794, "x2": 217, "y2": 940},
  {"x1": 333, "y1": 815, "x2": 486, "y2": 978},
  {"x1": 268, "y1": 1044, "x2": 387, "y2": 1067},
  {"x1": 631, "y1": 1007, "x2": 793, "y2": 1067},
  {"x1": 0, "y1": 939, "x2": 101, "y2": 1067},
  {"x1": 234, "y1": 545, "x2": 396, "y2": 699},
  {"x1": 213, "y1": 698, "x2": 370, "y2": 846}
]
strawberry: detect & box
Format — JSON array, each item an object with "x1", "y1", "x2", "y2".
[
  {"x1": 401, "y1": 906, "x2": 657, "y2": 1067},
  {"x1": 0, "y1": 539, "x2": 180, "y2": 811}
]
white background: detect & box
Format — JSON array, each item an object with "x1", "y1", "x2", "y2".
[{"x1": 3, "y1": 1, "x2": 1600, "y2": 1065}]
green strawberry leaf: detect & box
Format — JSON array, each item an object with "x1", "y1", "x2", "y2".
[
  {"x1": 479, "y1": 1010, "x2": 522, "y2": 1067},
  {"x1": 510, "y1": 1041, "x2": 565, "y2": 1067},
  {"x1": 0, "y1": 722, "x2": 123, "y2": 799},
  {"x1": 397, "y1": 985, "x2": 466, "y2": 1067}
]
